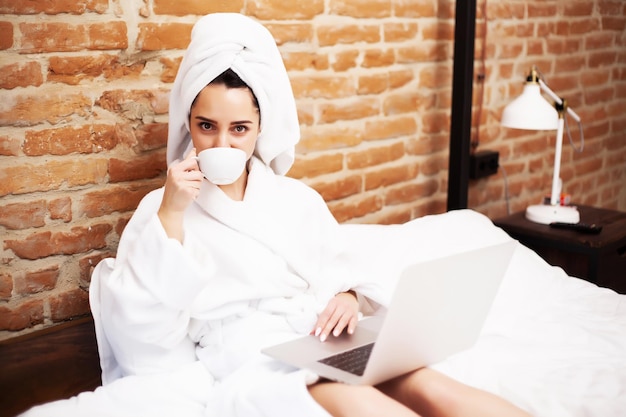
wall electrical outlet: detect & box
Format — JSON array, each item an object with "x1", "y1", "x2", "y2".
[{"x1": 469, "y1": 150, "x2": 499, "y2": 179}]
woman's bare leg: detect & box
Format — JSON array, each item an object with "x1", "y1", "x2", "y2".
[
  {"x1": 308, "y1": 381, "x2": 421, "y2": 417},
  {"x1": 377, "y1": 367, "x2": 532, "y2": 417}
]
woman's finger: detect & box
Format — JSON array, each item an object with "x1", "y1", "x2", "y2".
[{"x1": 315, "y1": 292, "x2": 358, "y2": 342}]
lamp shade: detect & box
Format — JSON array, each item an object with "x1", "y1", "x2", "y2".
[{"x1": 501, "y1": 83, "x2": 558, "y2": 130}]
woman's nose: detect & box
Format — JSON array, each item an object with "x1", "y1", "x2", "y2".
[{"x1": 216, "y1": 131, "x2": 229, "y2": 147}]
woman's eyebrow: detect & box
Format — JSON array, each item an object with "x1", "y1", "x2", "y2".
[
  {"x1": 194, "y1": 115, "x2": 253, "y2": 125},
  {"x1": 194, "y1": 115, "x2": 216, "y2": 123}
]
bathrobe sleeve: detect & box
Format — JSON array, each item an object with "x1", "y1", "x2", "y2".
[{"x1": 94, "y1": 188, "x2": 211, "y2": 378}]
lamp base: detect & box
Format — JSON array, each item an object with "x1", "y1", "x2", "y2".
[{"x1": 525, "y1": 204, "x2": 580, "y2": 225}]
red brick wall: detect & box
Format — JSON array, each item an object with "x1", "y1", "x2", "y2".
[{"x1": 1, "y1": 0, "x2": 625, "y2": 338}]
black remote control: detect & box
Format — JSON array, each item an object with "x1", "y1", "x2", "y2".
[{"x1": 549, "y1": 222, "x2": 603, "y2": 234}]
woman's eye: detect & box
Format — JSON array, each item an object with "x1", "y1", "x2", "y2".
[
  {"x1": 234, "y1": 125, "x2": 247, "y2": 133},
  {"x1": 199, "y1": 122, "x2": 213, "y2": 130}
]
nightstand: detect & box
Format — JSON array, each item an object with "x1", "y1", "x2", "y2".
[{"x1": 493, "y1": 205, "x2": 626, "y2": 294}]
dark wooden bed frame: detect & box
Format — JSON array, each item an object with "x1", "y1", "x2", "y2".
[{"x1": 0, "y1": 316, "x2": 102, "y2": 417}]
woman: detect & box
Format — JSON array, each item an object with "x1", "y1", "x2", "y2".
[{"x1": 22, "y1": 13, "x2": 531, "y2": 417}]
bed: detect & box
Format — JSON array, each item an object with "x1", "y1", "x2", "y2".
[{"x1": 11, "y1": 209, "x2": 626, "y2": 417}]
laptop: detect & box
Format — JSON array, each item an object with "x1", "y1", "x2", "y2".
[{"x1": 262, "y1": 241, "x2": 516, "y2": 385}]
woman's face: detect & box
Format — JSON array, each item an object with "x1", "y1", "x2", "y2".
[{"x1": 189, "y1": 84, "x2": 260, "y2": 159}]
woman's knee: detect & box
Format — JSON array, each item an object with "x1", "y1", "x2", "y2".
[
  {"x1": 309, "y1": 382, "x2": 413, "y2": 417},
  {"x1": 309, "y1": 383, "x2": 371, "y2": 416},
  {"x1": 379, "y1": 367, "x2": 465, "y2": 414}
]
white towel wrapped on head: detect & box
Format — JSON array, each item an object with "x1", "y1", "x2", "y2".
[{"x1": 167, "y1": 13, "x2": 300, "y2": 175}]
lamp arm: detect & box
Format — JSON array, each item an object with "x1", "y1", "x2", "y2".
[
  {"x1": 538, "y1": 79, "x2": 581, "y2": 122},
  {"x1": 566, "y1": 107, "x2": 581, "y2": 123}
]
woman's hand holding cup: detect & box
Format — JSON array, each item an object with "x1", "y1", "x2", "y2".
[{"x1": 158, "y1": 149, "x2": 204, "y2": 241}]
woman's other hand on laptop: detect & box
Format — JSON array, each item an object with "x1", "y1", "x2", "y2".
[{"x1": 312, "y1": 290, "x2": 359, "y2": 342}]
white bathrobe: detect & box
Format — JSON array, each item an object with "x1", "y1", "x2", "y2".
[
  {"x1": 95, "y1": 158, "x2": 359, "y2": 382},
  {"x1": 103, "y1": 155, "x2": 378, "y2": 415}
]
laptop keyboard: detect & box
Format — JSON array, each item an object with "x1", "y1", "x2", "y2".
[{"x1": 318, "y1": 342, "x2": 375, "y2": 376}]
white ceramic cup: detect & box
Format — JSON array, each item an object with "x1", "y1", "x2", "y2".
[{"x1": 195, "y1": 147, "x2": 247, "y2": 185}]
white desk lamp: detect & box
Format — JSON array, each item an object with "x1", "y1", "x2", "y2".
[{"x1": 501, "y1": 66, "x2": 583, "y2": 225}]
